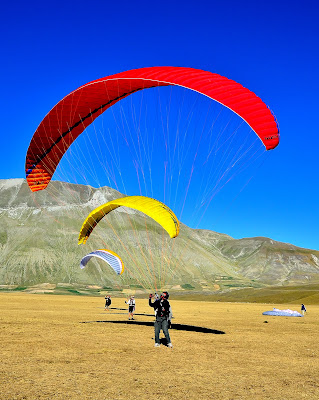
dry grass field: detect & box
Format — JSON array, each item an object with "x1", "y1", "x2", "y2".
[{"x1": 0, "y1": 293, "x2": 318, "y2": 399}]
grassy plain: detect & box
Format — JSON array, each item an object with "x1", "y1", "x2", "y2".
[{"x1": 0, "y1": 293, "x2": 318, "y2": 399}]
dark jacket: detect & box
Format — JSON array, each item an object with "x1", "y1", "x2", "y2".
[
  {"x1": 149, "y1": 297, "x2": 170, "y2": 320},
  {"x1": 105, "y1": 297, "x2": 111, "y2": 306}
]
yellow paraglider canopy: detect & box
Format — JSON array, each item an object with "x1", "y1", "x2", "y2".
[{"x1": 78, "y1": 196, "x2": 180, "y2": 245}]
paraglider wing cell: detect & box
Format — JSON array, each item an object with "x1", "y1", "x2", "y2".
[
  {"x1": 262, "y1": 308, "x2": 303, "y2": 317},
  {"x1": 26, "y1": 67, "x2": 280, "y2": 192},
  {"x1": 78, "y1": 196, "x2": 180, "y2": 244},
  {"x1": 80, "y1": 249, "x2": 124, "y2": 275}
]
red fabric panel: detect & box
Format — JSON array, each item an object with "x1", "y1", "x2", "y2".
[{"x1": 26, "y1": 67, "x2": 279, "y2": 192}]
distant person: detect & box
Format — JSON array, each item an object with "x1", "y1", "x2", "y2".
[
  {"x1": 104, "y1": 295, "x2": 111, "y2": 311},
  {"x1": 149, "y1": 291, "x2": 173, "y2": 348},
  {"x1": 301, "y1": 304, "x2": 307, "y2": 315},
  {"x1": 126, "y1": 296, "x2": 136, "y2": 320}
]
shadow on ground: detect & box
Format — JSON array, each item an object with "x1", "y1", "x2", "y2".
[
  {"x1": 81, "y1": 320, "x2": 225, "y2": 334},
  {"x1": 102, "y1": 311, "x2": 156, "y2": 317},
  {"x1": 102, "y1": 308, "x2": 156, "y2": 317}
]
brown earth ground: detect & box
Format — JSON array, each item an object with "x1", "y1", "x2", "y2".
[{"x1": 0, "y1": 293, "x2": 318, "y2": 399}]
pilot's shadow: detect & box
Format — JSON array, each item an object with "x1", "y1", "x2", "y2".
[{"x1": 81, "y1": 320, "x2": 225, "y2": 335}]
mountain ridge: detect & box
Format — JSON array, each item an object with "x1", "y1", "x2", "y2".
[{"x1": 0, "y1": 179, "x2": 318, "y2": 293}]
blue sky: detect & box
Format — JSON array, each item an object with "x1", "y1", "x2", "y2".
[{"x1": 1, "y1": 0, "x2": 318, "y2": 250}]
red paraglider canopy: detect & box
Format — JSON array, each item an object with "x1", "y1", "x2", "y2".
[{"x1": 26, "y1": 66, "x2": 279, "y2": 192}]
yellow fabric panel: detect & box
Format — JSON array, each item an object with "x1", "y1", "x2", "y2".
[{"x1": 78, "y1": 196, "x2": 180, "y2": 245}]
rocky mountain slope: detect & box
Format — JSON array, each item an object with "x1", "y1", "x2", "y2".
[{"x1": 1, "y1": 179, "x2": 318, "y2": 292}]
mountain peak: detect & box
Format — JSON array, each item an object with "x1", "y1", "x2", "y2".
[{"x1": 0, "y1": 178, "x2": 318, "y2": 289}]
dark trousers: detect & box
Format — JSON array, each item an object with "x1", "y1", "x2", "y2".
[{"x1": 155, "y1": 317, "x2": 171, "y2": 344}]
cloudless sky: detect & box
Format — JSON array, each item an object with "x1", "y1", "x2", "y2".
[{"x1": 1, "y1": 0, "x2": 318, "y2": 250}]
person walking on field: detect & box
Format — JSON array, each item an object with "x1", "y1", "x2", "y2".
[
  {"x1": 149, "y1": 291, "x2": 173, "y2": 348},
  {"x1": 104, "y1": 295, "x2": 111, "y2": 311},
  {"x1": 301, "y1": 303, "x2": 307, "y2": 315},
  {"x1": 126, "y1": 296, "x2": 136, "y2": 320}
]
